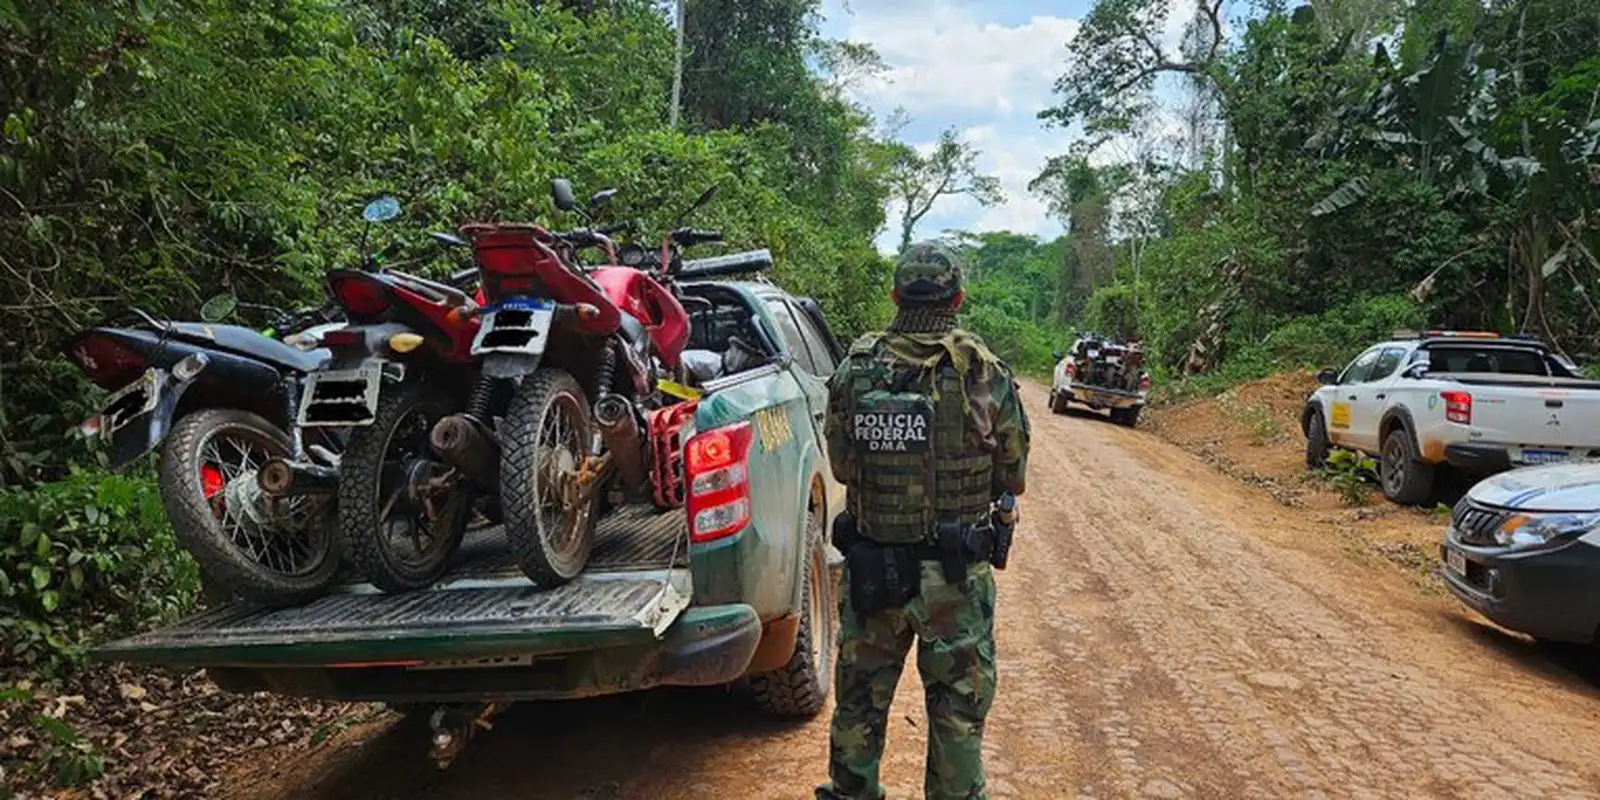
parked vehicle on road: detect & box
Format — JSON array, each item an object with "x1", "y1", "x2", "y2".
[
  {"x1": 95, "y1": 265, "x2": 847, "y2": 768},
  {"x1": 1302, "y1": 330, "x2": 1600, "y2": 505},
  {"x1": 64, "y1": 295, "x2": 348, "y2": 607},
  {"x1": 1048, "y1": 334, "x2": 1151, "y2": 426},
  {"x1": 1441, "y1": 462, "x2": 1600, "y2": 647}
]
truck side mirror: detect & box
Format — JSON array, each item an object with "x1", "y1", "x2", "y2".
[
  {"x1": 1052, "y1": 350, "x2": 1065, "y2": 361},
  {"x1": 1316, "y1": 368, "x2": 1338, "y2": 385}
]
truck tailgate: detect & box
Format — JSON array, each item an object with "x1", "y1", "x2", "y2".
[
  {"x1": 1454, "y1": 380, "x2": 1600, "y2": 451},
  {"x1": 96, "y1": 505, "x2": 692, "y2": 668}
]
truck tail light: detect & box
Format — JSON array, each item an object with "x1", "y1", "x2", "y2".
[
  {"x1": 685, "y1": 421, "x2": 754, "y2": 543},
  {"x1": 1138, "y1": 374, "x2": 1151, "y2": 393},
  {"x1": 1441, "y1": 391, "x2": 1473, "y2": 424},
  {"x1": 1064, "y1": 361, "x2": 1077, "y2": 378}
]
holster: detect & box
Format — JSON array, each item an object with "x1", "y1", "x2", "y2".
[{"x1": 934, "y1": 520, "x2": 998, "y2": 584}]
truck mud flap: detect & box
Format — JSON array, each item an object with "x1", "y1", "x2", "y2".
[{"x1": 95, "y1": 570, "x2": 692, "y2": 669}]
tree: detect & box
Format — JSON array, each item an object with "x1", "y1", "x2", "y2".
[
  {"x1": 886, "y1": 128, "x2": 1003, "y2": 251},
  {"x1": 1039, "y1": 0, "x2": 1229, "y2": 138}
]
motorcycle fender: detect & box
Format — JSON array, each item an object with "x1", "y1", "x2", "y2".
[
  {"x1": 483, "y1": 353, "x2": 541, "y2": 380},
  {"x1": 104, "y1": 366, "x2": 204, "y2": 471}
]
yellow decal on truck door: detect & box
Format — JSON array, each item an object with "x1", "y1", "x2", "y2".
[{"x1": 1330, "y1": 402, "x2": 1351, "y2": 429}]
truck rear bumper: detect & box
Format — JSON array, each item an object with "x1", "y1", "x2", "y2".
[
  {"x1": 1445, "y1": 443, "x2": 1512, "y2": 475},
  {"x1": 1060, "y1": 384, "x2": 1145, "y2": 410},
  {"x1": 205, "y1": 603, "x2": 764, "y2": 705}
]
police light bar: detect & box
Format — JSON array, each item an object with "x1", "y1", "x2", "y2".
[{"x1": 1423, "y1": 330, "x2": 1501, "y2": 339}]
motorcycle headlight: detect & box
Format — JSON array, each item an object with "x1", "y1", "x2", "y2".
[{"x1": 1493, "y1": 512, "x2": 1600, "y2": 550}]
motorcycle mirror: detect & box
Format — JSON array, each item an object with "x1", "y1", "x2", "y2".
[
  {"x1": 200, "y1": 294, "x2": 238, "y2": 323},
  {"x1": 363, "y1": 196, "x2": 401, "y2": 223},
  {"x1": 430, "y1": 231, "x2": 469, "y2": 248},
  {"x1": 675, "y1": 185, "x2": 718, "y2": 227},
  {"x1": 588, "y1": 188, "x2": 617, "y2": 209},
  {"x1": 551, "y1": 179, "x2": 578, "y2": 213}
]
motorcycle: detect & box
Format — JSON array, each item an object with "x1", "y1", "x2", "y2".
[
  {"x1": 63, "y1": 292, "x2": 348, "y2": 607},
  {"x1": 443, "y1": 181, "x2": 726, "y2": 588},
  {"x1": 287, "y1": 197, "x2": 489, "y2": 593}
]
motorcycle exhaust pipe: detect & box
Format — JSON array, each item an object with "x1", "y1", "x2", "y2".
[
  {"x1": 594, "y1": 394, "x2": 647, "y2": 493},
  {"x1": 429, "y1": 414, "x2": 500, "y2": 488},
  {"x1": 258, "y1": 458, "x2": 339, "y2": 498}
]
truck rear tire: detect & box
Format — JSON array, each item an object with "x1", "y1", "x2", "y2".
[
  {"x1": 1381, "y1": 428, "x2": 1435, "y2": 505},
  {"x1": 1049, "y1": 389, "x2": 1068, "y2": 415},
  {"x1": 750, "y1": 509, "x2": 833, "y2": 717},
  {"x1": 1110, "y1": 406, "x2": 1141, "y2": 427}
]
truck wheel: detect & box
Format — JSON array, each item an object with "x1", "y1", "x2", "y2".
[
  {"x1": 1305, "y1": 409, "x2": 1331, "y2": 468},
  {"x1": 502, "y1": 368, "x2": 599, "y2": 588},
  {"x1": 1110, "y1": 407, "x2": 1141, "y2": 427},
  {"x1": 1381, "y1": 428, "x2": 1435, "y2": 505},
  {"x1": 339, "y1": 384, "x2": 472, "y2": 592},
  {"x1": 750, "y1": 509, "x2": 834, "y2": 717},
  {"x1": 159, "y1": 408, "x2": 341, "y2": 607}
]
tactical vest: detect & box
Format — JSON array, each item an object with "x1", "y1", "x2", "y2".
[{"x1": 847, "y1": 338, "x2": 995, "y2": 545}]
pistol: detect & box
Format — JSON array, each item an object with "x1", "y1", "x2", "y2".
[{"x1": 989, "y1": 494, "x2": 1016, "y2": 570}]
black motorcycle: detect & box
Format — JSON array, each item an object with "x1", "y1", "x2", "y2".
[{"x1": 64, "y1": 293, "x2": 350, "y2": 607}]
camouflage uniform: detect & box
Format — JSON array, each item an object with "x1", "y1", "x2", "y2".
[{"x1": 818, "y1": 243, "x2": 1030, "y2": 800}]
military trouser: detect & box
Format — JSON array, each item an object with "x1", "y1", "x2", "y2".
[{"x1": 818, "y1": 559, "x2": 997, "y2": 800}]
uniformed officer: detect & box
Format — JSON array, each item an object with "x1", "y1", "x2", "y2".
[{"x1": 817, "y1": 242, "x2": 1030, "y2": 800}]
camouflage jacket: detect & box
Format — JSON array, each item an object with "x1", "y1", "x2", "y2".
[{"x1": 824, "y1": 328, "x2": 1030, "y2": 499}]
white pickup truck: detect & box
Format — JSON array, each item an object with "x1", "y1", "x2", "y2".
[{"x1": 1301, "y1": 331, "x2": 1600, "y2": 504}]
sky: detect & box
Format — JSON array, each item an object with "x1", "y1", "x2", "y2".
[{"x1": 816, "y1": 0, "x2": 1200, "y2": 253}]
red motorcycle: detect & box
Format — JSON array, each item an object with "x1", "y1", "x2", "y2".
[{"x1": 425, "y1": 181, "x2": 720, "y2": 587}]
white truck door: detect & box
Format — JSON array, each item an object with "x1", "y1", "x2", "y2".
[
  {"x1": 1327, "y1": 347, "x2": 1381, "y2": 451},
  {"x1": 1349, "y1": 346, "x2": 1408, "y2": 452}
]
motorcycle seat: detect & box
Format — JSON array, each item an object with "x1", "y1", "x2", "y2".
[{"x1": 164, "y1": 322, "x2": 328, "y2": 373}]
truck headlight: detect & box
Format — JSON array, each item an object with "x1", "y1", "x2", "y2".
[{"x1": 1494, "y1": 512, "x2": 1600, "y2": 550}]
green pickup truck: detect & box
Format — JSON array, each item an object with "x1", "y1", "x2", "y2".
[{"x1": 96, "y1": 259, "x2": 849, "y2": 763}]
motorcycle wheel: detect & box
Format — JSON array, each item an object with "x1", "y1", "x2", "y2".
[
  {"x1": 501, "y1": 368, "x2": 599, "y2": 588},
  {"x1": 158, "y1": 408, "x2": 341, "y2": 608},
  {"x1": 338, "y1": 383, "x2": 472, "y2": 592}
]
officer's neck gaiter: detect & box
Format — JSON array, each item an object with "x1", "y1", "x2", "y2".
[{"x1": 886, "y1": 305, "x2": 958, "y2": 334}]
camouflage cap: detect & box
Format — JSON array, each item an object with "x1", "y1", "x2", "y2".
[{"x1": 893, "y1": 241, "x2": 964, "y2": 305}]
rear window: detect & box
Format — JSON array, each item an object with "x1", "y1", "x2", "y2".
[{"x1": 1424, "y1": 346, "x2": 1551, "y2": 376}]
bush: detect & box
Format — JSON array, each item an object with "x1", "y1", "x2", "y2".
[
  {"x1": 0, "y1": 469, "x2": 198, "y2": 672},
  {"x1": 1322, "y1": 449, "x2": 1377, "y2": 506}
]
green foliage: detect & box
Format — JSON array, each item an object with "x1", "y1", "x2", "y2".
[
  {"x1": 32, "y1": 713, "x2": 106, "y2": 787},
  {"x1": 1323, "y1": 448, "x2": 1377, "y2": 506},
  {"x1": 0, "y1": 469, "x2": 197, "y2": 669},
  {"x1": 1042, "y1": 0, "x2": 1600, "y2": 392},
  {"x1": 940, "y1": 232, "x2": 1075, "y2": 376}
]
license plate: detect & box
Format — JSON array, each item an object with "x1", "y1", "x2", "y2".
[
  {"x1": 1520, "y1": 448, "x2": 1571, "y2": 465},
  {"x1": 471, "y1": 297, "x2": 556, "y2": 356},
  {"x1": 1446, "y1": 545, "x2": 1467, "y2": 575},
  {"x1": 99, "y1": 368, "x2": 161, "y2": 436},
  {"x1": 298, "y1": 362, "x2": 383, "y2": 427}
]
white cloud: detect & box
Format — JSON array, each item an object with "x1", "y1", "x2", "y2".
[
  {"x1": 822, "y1": 1, "x2": 1080, "y2": 250},
  {"x1": 843, "y1": 11, "x2": 1080, "y2": 117}
]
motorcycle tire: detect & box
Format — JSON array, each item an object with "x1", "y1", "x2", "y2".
[
  {"x1": 158, "y1": 408, "x2": 341, "y2": 608},
  {"x1": 338, "y1": 383, "x2": 472, "y2": 592},
  {"x1": 501, "y1": 368, "x2": 600, "y2": 588}
]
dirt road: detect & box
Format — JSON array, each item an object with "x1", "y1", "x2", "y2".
[{"x1": 239, "y1": 383, "x2": 1600, "y2": 799}]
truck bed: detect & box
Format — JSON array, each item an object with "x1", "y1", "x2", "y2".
[{"x1": 96, "y1": 504, "x2": 693, "y2": 668}]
